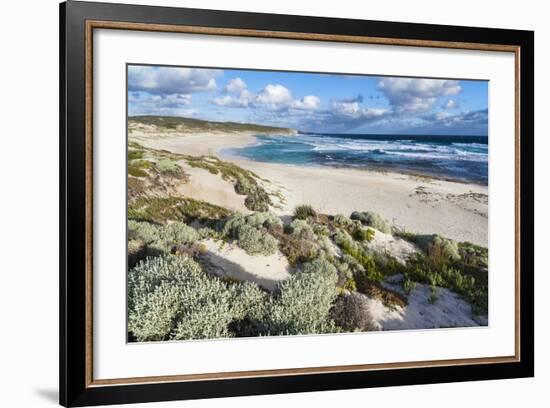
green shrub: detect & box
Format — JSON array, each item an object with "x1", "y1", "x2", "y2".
[
  {"x1": 235, "y1": 225, "x2": 278, "y2": 256},
  {"x1": 354, "y1": 227, "x2": 375, "y2": 242},
  {"x1": 403, "y1": 254, "x2": 487, "y2": 315},
  {"x1": 294, "y1": 204, "x2": 317, "y2": 220},
  {"x1": 128, "y1": 165, "x2": 148, "y2": 178},
  {"x1": 458, "y1": 242, "x2": 488, "y2": 269},
  {"x1": 333, "y1": 229, "x2": 382, "y2": 283},
  {"x1": 402, "y1": 276, "x2": 417, "y2": 295},
  {"x1": 157, "y1": 158, "x2": 180, "y2": 174},
  {"x1": 128, "y1": 196, "x2": 231, "y2": 224},
  {"x1": 350, "y1": 211, "x2": 392, "y2": 234},
  {"x1": 331, "y1": 292, "x2": 378, "y2": 332},
  {"x1": 128, "y1": 150, "x2": 145, "y2": 160},
  {"x1": 259, "y1": 258, "x2": 339, "y2": 335}
]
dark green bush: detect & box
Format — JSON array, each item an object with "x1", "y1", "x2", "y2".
[
  {"x1": 294, "y1": 204, "x2": 317, "y2": 220},
  {"x1": 331, "y1": 292, "x2": 378, "y2": 332}
]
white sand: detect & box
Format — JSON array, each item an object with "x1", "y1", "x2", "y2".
[
  {"x1": 364, "y1": 230, "x2": 420, "y2": 264},
  {"x1": 200, "y1": 239, "x2": 291, "y2": 291},
  {"x1": 366, "y1": 276, "x2": 485, "y2": 331},
  {"x1": 175, "y1": 162, "x2": 250, "y2": 213},
  {"x1": 132, "y1": 131, "x2": 488, "y2": 246}
]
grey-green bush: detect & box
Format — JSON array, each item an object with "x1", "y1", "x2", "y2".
[
  {"x1": 332, "y1": 214, "x2": 354, "y2": 229},
  {"x1": 259, "y1": 258, "x2": 339, "y2": 335},
  {"x1": 350, "y1": 211, "x2": 392, "y2": 234},
  {"x1": 427, "y1": 235, "x2": 460, "y2": 262},
  {"x1": 289, "y1": 219, "x2": 315, "y2": 240},
  {"x1": 128, "y1": 254, "x2": 267, "y2": 341},
  {"x1": 221, "y1": 212, "x2": 282, "y2": 238},
  {"x1": 235, "y1": 224, "x2": 278, "y2": 256},
  {"x1": 128, "y1": 254, "x2": 233, "y2": 341}
]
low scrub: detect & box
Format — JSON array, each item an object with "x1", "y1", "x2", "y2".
[
  {"x1": 293, "y1": 204, "x2": 317, "y2": 220},
  {"x1": 128, "y1": 196, "x2": 231, "y2": 224},
  {"x1": 234, "y1": 224, "x2": 278, "y2": 256},
  {"x1": 128, "y1": 254, "x2": 267, "y2": 341},
  {"x1": 258, "y1": 258, "x2": 339, "y2": 335},
  {"x1": 221, "y1": 212, "x2": 282, "y2": 238},
  {"x1": 331, "y1": 292, "x2": 378, "y2": 332},
  {"x1": 350, "y1": 211, "x2": 392, "y2": 234},
  {"x1": 354, "y1": 227, "x2": 375, "y2": 242}
]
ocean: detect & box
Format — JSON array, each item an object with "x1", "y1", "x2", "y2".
[{"x1": 222, "y1": 133, "x2": 488, "y2": 185}]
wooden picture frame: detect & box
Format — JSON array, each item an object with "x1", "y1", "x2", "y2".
[{"x1": 60, "y1": 1, "x2": 534, "y2": 406}]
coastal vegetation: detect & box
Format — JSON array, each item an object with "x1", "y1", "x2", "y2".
[
  {"x1": 129, "y1": 115, "x2": 297, "y2": 135},
  {"x1": 127, "y1": 142, "x2": 489, "y2": 341}
]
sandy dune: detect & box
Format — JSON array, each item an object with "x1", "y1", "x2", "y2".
[
  {"x1": 368, "y1": 276, "x2": 485, "y2": 330},
  {"x1": 200, "y1": 239, "x2": 291, "y2": 291},
  {"x1": 175, "y1": 162, "x2": 250, "y2": 213}
]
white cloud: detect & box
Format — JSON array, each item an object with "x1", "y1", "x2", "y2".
[
  {"x1": 255, "y1": 84, "x2": 293, "y2": 106},
  {"x1": 291, "y1": 95, "x2": 321, "y2": 110},
  {"x1": 332, "y1": 100, "x2": 387, "y2": 120},
  {"x1": 378, "y1": 78, "x2": 462, "y2": 114},
  {"x1": 213, "y1": 81, "x2": 320, "y2": 112},
  {"x1": 224, "y1": 77, "x2": 247, "y2": 94},
  {"x1": 128, "y1": 66, "x2": 221, "y2": 95},
  {"x1": 442, "y1": 99, "x2": 459, "y2": 109}
]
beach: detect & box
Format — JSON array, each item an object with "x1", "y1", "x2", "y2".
[{"x1": 131, "y1": 130, "x2": 488, "y2": 247}]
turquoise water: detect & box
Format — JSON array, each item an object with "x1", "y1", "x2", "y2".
[{"x1": 222, "y1": 133, "x2": 488, "y2": 185}]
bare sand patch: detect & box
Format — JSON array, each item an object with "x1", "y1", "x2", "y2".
[
  {"x1": 200, "y1": 239, "x2": 291, "y2": 291},
  {"x1": 175, "y1": 162, "x2": 249, "y2": 213},
  {"x1": 367, "y1": 277, "x2": 485, "y2": 331}
]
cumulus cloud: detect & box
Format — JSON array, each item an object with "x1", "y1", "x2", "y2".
[
  {"x1": 255, "y1": 84, "x2": 293, "y2": 106},
  {"x1": 128, "y1": 66, "x2": 221, "y2": 95},
  {"x1": 213, "y1": 80, "x2": 320, "y2": 112},
  {"x1": 378, "y1": 78, "x2": 461, "y2": 114},
  {"x1": 442, "y1": 99, "x2": 459, "y2": 109},
  {"x1": 291, "y1": 95, "x2": 321, "y2": 110},
  {"x1": 224, "y1": 77, "x2": 247, "y2": 94}
]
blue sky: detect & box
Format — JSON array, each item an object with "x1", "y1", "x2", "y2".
[{"x1": 128, "y1": 65, "x2": 488, "y2": 135}]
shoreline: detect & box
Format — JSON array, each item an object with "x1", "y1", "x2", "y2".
[{"x1": 130, "y1": 131, "x2": 489, "y2": 246}]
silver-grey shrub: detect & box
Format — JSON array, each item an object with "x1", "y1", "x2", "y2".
[
  {"x1": 128, "y1": 221, "x2": 199, "y2": 254},
  {"x1": 128, "y1": 254, "x2": 266, "y2": 341},
  {"x1": 235, "y1": 224, "x2": 278, "y2": 256},
  {"x1": 259, "y1": 258, "x2": 339, "y2": 335},
  {"x1": 221, "y1": 212, "x2": 282, "y2": 237},
  {"x1": 350, "y1": 211, "x2": 392, "y2": 234}
]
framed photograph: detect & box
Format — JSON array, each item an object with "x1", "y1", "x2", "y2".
[{"x1": 60, "y1": 1, "x2": 534, "y2": 406}]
